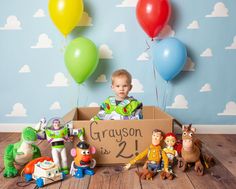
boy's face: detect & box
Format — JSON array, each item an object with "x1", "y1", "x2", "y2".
[{"x1": 112, "y1": 76, "x2": 132, "y2": 101}]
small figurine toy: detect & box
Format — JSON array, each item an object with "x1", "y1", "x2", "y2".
[
  {"x1": 161, "y1": 133, "x2": 178, "y2": 180},
  {"x1": 3, "y1": 127, "x2": 41, "y2": 178},
  {"x1": 70, "y1": 141, "x2": 96, "y2": 178},
  {"x1": 178, "y1": 124, "x2": 204, "y2": 176},
  {"x1": 36, "y1": 118, "x2": 72, "y2": 174},
  {"x1": 124, "y1": 129, "x2": 169, "y2": 180},
  {"x1": 24, "y1": 157, "x2": 65, "y2": 188}
]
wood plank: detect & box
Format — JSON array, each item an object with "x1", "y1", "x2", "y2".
[
  {"x1": 0, "y1": 133, "x2": 12, "y2": 143},
  {"x1": 185, "y1": 135, "x2": 236, "y2": 189},
  {"x1": 23, "y1": 140, "x2": 55, "y2": 189},
  {"x1": 197, "y1": 134, "x2": 236, "y2": 176},
  {"x1": 22, "y1": 140, "x2": 77, "y2": 189},
  {"x1": 42, "y1": 180, "x2": 62, "y2": 189},
  {"x1": 60, "y1": 175, "x2": 90, "y2": 189},
  {"x1": 0, "y1": 133, "x2": 23, "y2": 188},
  {"x1": 139, "y1": 165, "x2": 195, "y2": 189},
  {"x1": 58, "y1": 139, "x2": 91, "y2": 189},
  {"x1": 109, "y1": 165, "x2": 141, "y2": 189},
  {"x1": 0, "y1": 133, "x2": 21, "y2": 171},
  {"x1": 225, "y1": 134, "x2": 236, "y2": 143},
  {"x1": 186, "y1": 162, "x2": 236, "y2": 189},
  {"x1": 0, "y1": 132, "x2": 75, "y2": 188},
  {"x1": 0, "y1": 134, "x2": 236, "y2": 189},
  {"x1": 17, "y1": 138, "x2": 75, "y2": 189},
  {"x1": 88, "y1": 166, "x2": 141, "y2": 189},
  {"x1": 1, "y1": 138, "x2": 53, "y2": 189}
]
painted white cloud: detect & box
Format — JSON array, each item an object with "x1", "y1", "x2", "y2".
[
  {"x1": 130, "y1": 79, "x2": 144, "y2": 93},
  {"x1": 225, "y1": 36, "x2": 236, "y2": 50},
  {"x1": 19, "y1": 65, "x2": 31, "y2": 73},
  {"x1": 114, "y1": 24, "x2": 126, "y2": 32},
  {"x1": 47, "y1": 72, "x2": 69, "y2": 87},
  {"x1": 200, "y1": 83, "x2": 212, "y2": 92},
  {"x1": 200, "y1": 48, "x2": 213, "y2": 57},
  {"x1": 31, "y1": 33, "x2": 53, "y2": 48},
  {"x1": 78, "y1": 12, "x2": 93, "y2": 26},
  {"x1": 33, "y1": 9, "x2": 45, "y2": 18},
  {"x1": 218, "y1": 101, "x2": 236, "y2": 116},
  {"x1": 187, "y1": 20, "x2": 199, "y2": 29},
  {"x1": 0, "y1": 15, "x2": 22, "y2": 30},
  {"x1": 6, "y1": 103, "x2": 27, "y2": 117},
  {"x1": 206, "y1": 2, "x2": 229, "y2": 17},
  {"x1": 166, "y1": 95, "x2": 188, "y2": 109},
  {"x1": 157, "y1": 25, "x2": 175, "y2": 39},
  {"x1": 99, "y1": 44, "x2": 113, "y2": 59},
  {"x1": 88, "y1": 102, "x2": 99, "y2": 107},
  {"x1": 96, "y1": 74, "x2": 107, "y2": 83},
  {"x1": 183, "y1": 57, "x2": 195, "y2": 71},
  {"x1": 116, "y1": 0, "x2": 138, "y2": 7},
  {"x1": 50, "y1": 101, "x2": 61, "y2": 110},
  {"x1": 137, "y1": 52, "x2": 149, "y2": 61}
]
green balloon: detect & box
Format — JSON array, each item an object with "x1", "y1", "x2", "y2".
[{"x1": 64, "y1": 37, "x2": 99, "y2": 84}]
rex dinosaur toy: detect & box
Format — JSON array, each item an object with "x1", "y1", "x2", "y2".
[{"x1": 3, "y1": 127, "x2": 41, "y2": 178}]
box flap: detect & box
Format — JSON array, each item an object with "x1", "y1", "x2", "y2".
[
  {"x1": 63, "y1": 108, "x2": 78, "y2": 123},
  {"x1": 154, "y1": 107, "x2": 174, "y2": 120}
]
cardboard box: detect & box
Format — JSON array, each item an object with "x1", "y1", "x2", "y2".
[{"x1": 63, "y1": 106, "x2": 174, "y2": 165}]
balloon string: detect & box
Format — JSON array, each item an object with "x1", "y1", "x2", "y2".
[
  {"x1": 60, "y1": 37, "x2": 67, "y2": 53},
  {"x1": 152, "y1": 64, "x2": 159, "y2": 107},
  {"x1": 65, "y1": 36, "x2": 69, "y2": 46},
  {"x1": 63, "y1": 37, "x2": 68, "y2": 50},
  {"x1": 82, "y1": 83, "x2": 88, "y2": 106},
  {"x1": 162, "y1": 81, "x2": 167, "y2": 110},
  {"x1": 144, "y1": 39, "x2": 150, "y2": 52},
  {"x1": 165, "y1": 81, "x2": 169, "y2": 111},
  {"x1": 163, "y1": 81, "x2": 169, "y2": 112},
  {"x1": 150, "y1": 39, "x2": 159, "y2": 107},
  {"x1": 77, "y1": 84, "x2": 80, "y2": 108}
]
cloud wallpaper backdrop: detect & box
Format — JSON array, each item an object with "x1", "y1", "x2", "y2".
[{"x1": 0, "y1": 0, "x2": 235, "y2": 131}]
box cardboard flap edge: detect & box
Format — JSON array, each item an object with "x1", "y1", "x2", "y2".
[{"x1": 63, "y1": 106, "x2": 174, "y2": 165}]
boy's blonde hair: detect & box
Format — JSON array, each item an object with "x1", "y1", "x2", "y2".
[{"x1": 111, "y1": 69, "x2": 132, "y2": 85}]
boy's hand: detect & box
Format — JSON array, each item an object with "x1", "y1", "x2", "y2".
[
  {"x1": 69, "y1": 136, "x2": 74, "y2": 142},
  {"x1": 123, "y1": 163, "x2": 131, "y2": 171}
]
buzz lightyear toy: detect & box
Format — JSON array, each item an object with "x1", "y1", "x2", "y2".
[
  {"x1": 92, "y1": 96, "x2": 143, "y2": 120},
  {"x1": 36, "y1": 118, "x2": 71, "y2": 174}
]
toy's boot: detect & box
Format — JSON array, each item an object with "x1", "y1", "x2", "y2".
[
  {"x1": 85, "y1": 168, "x2": 95, "y2": 176},
  {"x1": 75, "y1": 168, "x2": 84, "y2": 178},
  {"x1": 62, "y1": 167, "x2": 69, "y2": 174}
]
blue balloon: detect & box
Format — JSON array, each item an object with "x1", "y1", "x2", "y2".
[{"x1": 153, "y1": 37, "x2": 187, "y2": 81}]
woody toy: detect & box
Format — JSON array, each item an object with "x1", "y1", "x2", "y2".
[{"x1": 124, "y1": 129, "x2": 169, "y2": 180}]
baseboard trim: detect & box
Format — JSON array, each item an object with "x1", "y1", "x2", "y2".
[
  {"x1": 174, "y1": 124, "x2": 236, "y2": 134},
  {"x1": 0, "y1": 123, "x2": 36, "y2": 132}
]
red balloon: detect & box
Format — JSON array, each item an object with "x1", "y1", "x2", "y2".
[{"x1": 136, "y1": 0, "x2": 171, "y2": 39}]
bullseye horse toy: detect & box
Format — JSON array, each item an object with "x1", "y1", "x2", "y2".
[{"x1": 178, "y1": 124, "x2": 204, "y2": 176}]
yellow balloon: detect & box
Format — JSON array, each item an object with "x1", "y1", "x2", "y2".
[{"x1": 49, "y1": 0, "x2": 84, "y2": 36}]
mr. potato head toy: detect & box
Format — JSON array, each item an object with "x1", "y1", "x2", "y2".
[{"x1": 70, "y1": 141, "x2": 96, "y2": 179}]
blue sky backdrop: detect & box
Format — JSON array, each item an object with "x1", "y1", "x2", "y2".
[{"x1": 0, "y1": 0, "x2": 235, "y2": 125}]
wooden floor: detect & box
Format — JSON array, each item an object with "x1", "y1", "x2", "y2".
[{"x1": 0, "y1": 133, "x2": 236, "y2": 189}]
